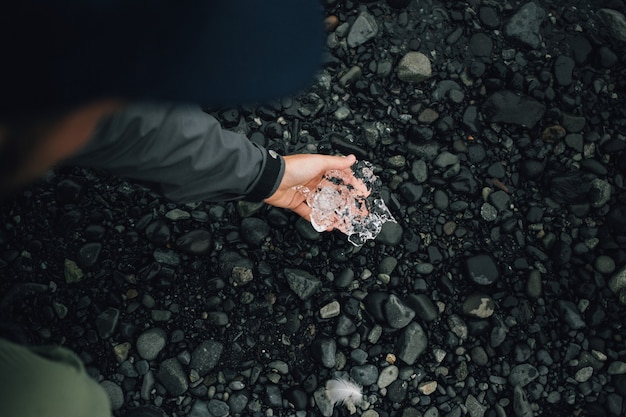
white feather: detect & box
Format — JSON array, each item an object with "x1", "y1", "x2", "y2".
[{"x1": 325, "y1": 378, "x2": 363, "y2": 407}]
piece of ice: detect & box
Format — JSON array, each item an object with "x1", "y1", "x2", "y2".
[{"x1": 298, "y1": 160, "x2": 396, "y2": 245}]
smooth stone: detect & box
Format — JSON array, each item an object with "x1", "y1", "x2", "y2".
[
  {"x1": 78, "y1": 242, "x2": 102, "y2": 267},
  {"x1": 466, "y1": 254, "x2": 499, "y2": 285},
  {"x1": 347, "y1": 11, "x2": 379, "y2": 47},
  {"x1": 608, "y1": 265, "x2": 626, "y2": 294},
  {"x1": 145, "y1": 220, "x2": 171, "y2": 245},
  {"x1": 406, "y1": 294, "x2": 438, "y2": 322},
  {"x1": 176, "y1": 229, "x2": 213, "y2": 255},
  {"x1": 190, "y1": 340, "x2": 223, "y2": 376},
  {"x1": 513, "y1": 385, "x2": 533, "y2": 417},
  {"x1": 376, "y1": 222, "x2": 403, "y2": 245},
  {"x1": 137, "y1": 328, "x2": 167, "y2": 361},
  {"x1": 310, "y1": 337, "x2": 336, "y2": 368},
  {"x1": 157, "y1": 358, "x2": 188, "y2": 395},
  {"x1": 397, "y1": 52, "x2": 432, "y2": 83},
  {"x1": 284, "y1": 268, "x2": 321, "y2": 300},
  {"x1": 504, "y1": 2, "x2": 546, "y2": 48},
  {"x1": 384, "y1": 294, "x2": 416, "y2": 329},
  {"x1": 557, "y1": 300, "x2": 586, "y2": 329},
  {"x1": 100, "y1": 380, "x2": 124, "y2": 410},
  {"x1": 165, "y1": 209, "x2": 190, "y2": 220},
  {"x1": 350, "y1": 364, "x2": 379, "y2": 386},
  {"x1": 96, "y1": 307, "x2": 120, "y2": 339},
  {"x1": 509, "y1": 364, "x2": 539, "y2": 387},
  {"x1": 396, "y1": 322, "x2": 428, "y2": 365},
  {"x1": 377, "y1": 365, "x2": 399, "y2": 388},
  {"x1": 482, "y1": 91, "x2": 545, "y2": 128},
  {"x1": 462, "y1": 294, "x2": 495, "y2": 318}
]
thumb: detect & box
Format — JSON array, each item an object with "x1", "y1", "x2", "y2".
[{"x1": 322, "y1": 154, "x2": 356, "y2": 171}]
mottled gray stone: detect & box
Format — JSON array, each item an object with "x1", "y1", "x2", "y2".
[
  {"x1": 504, "y1": 2, "x2": 546, "y2": 48},
  {"x1": 397, "y1": 52, "x2": 432, "y2": 83},
  {"x1": 396, "y1": 322, "x2": 428, "y2": 365}
]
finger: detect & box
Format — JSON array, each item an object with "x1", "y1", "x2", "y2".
[{"x1": 291, "y1": 200, "x2": 311, "y2": 221}]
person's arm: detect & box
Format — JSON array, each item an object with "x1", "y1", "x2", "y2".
[{"x1": 66, "y1": 102, "x2": 284, "y2": 203}]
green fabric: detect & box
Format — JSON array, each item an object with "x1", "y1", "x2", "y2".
[{"x1": 0, "y1": 338, "x2": 111, "y2": 417}]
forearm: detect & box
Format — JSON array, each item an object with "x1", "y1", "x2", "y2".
[{"x1": 65, "y1": 102, "x2": 284, "y2": 202}]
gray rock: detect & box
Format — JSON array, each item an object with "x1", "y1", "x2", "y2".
[
  {"x1": 482, "y1": 91, "x2": 546, "y2": 128},
  {"x1": 396, "y1": 322, "x2": 428, "y2": 365},
  {"x1": 596, "y1": 9, "x2": 626, "y2": 42},
  {"x1": 176, "y1": 229, "x2": 213, "y2": 255},
  {"x1": 190, "y1": 340, "x2": 223, "y2": 376},
  {"x1": 137, "y1": 328, "x2": 167, "y2": 360},
  {"x1": 411, "y1": 160, "x2": 428, "y2": 183},
  {"x1": 471, "y1": 346, "x2": 489, "y2": 366},
  {"x1": 376, "y1": 221, "x2": 403, "y2": 245},
  {"x1": 228, "y1": 392, "x2": 250, "y2": 414},
  {"x1": 385, "y1": 294, "x2": 416, "y2": 329},
  {"x1": 100, "y1": 380, "x2": 124, "y2": 410},
  {"x1": 397, "y1": 52, "x2": 432, "y2": 83},
  {"x1": 589, "y1": 178, "x2": 611, "y2": 208},
  {"x1": 609, "y1": 265, "x2": 626, "y2": 294},
  {"x1": 78, "y1": 242, "x2": 102, "y2": 267},
  {"x1": 240, "y1": 217, "x2": 270, "y2": 246},
  {"x1": 188, "y1": 400, "x2": 210, "y2": 417},
  {"x1": 466, "y1": 254, "x2": 499, "y2": 285},
  {"x1": 513, "y1": 385, "x2": 533, "y2": 417},
  {"x1": 347, "y1": 11, "x2": 379, "y2": 47},
  {"x1": 557, "y1": 300, "x2": 586, "y2": 329},
  {"x1": 509, "y1": 364, "x2": 539, "y2": 387},
  {"x1": 311, "y1": 337, "x2": 336, "y2": 368},
  {"x1": 526, "y1": 270, "x2": 542, "y2": 298},
  {"x1": 284, "y1": 268, "x2": 321, "y2": 300},
  {"x1": 350, "y1": 364, "x2": 379, "y2": 386},
  {"x1": 96, "y1": 307, "x2": 120, "y2": 339},
  {"x1": 462, "y1": 294, "x2": 495, "y2": 318},
  {"x1": 208, "y1": 399, "x2": 230, "y2": 417},
  {"x1": 465, "y1": 394, "x2": 487, "y2": 417},
  {"x1": 433, "y1": 151, "x2": 459, "y2": 168},
  {"x1": 157, "y1": 358, "x2": 188, "y2": 395},
  {"x1": 469, "y1": 33, "x2": 493, "y2": 57},
  {"x1": 406, "y1": 294, "x2": 438, "y2": 322},
  {"x1": 377, "y1": 365, "x2": 399, "y2": 389},
  {"x1": 504, "y1": 2, "x2": 546, "y2": 48},
  {"x1": 448, "y1": 314, "x2": 468, "y2": 340},
  {"x1": 554, "y1": 55, "x2": 575, "y2": 86}
]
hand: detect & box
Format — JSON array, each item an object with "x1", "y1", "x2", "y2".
[{"x1": 264, "y1": 153, "x2": 357, "y2": 221}]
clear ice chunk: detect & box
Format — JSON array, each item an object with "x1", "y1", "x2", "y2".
[{"x1": 298, "y1": 160, "x2": 397, "y2": 246}]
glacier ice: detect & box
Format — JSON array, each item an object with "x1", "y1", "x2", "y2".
[{"x1": 298, "y1": 160, "x2": 396, "y2": 245}]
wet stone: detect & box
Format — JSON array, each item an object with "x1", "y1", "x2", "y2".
[
  {"x1": 509, "y1": 364, "x2": 539, "y2": 387},
  {"x1": 557, "y1": 300, "x2": 586, "y2": 329},
  {"x1": 397, "y1": 52, "x2": 432, "y2": 83},
  {"x1": 376, "y1": 221, "x2": 403, "y2": 246},
  {"x1": 284, "y1": 268, "x2": 321, "y2": 300},
  {"x1": 350, "y1": 364, "x2": 379, "y2": 386},
  {"x1": 240, "y1": 217, "x2": 270, "y2": 246},
  {"x1": 482, "y1": 91, "x2": 545, "y2": 128},
  {"x1": 145, "y1": 220, "x2": 171, "y2": 245},
  {"x1": 406, "y1": 294, "x2": 438, "y2": 322},
  {"x1": 504, "y1": 2, "x2": 546, "y2": 48},
  {"x1": 100, "y1": 380, "x2": 124, "y2": 410},
  {"x1": 396, "y1": 322, "x2": 428, "y2": 365},
  {"x1": 137, "y1": 328, "x2": 167, "y2": 361},
  {"x1": 165, "y1": 209, "x2": 190, "y2": 220},
  {"x1": 471, "y1": 346, "x2": 489, "y2": 366},
  {"x1": 347, "y1": 11, "x2": 379, "y2": 47},
  {"x1": 462, "y1": 294, "x2": 495, "y2": 318},
  {"x1": 554, "y1": 55, "x2": 575, "y2": 86},
  {"x1": 378, "y1": 365, "x2": 399, "y2": 389},
  {"x1": 387, "y1": 379, "x2": 408, "y2": 403},
  {"x1": 96, "y1": 307, "x2": 120, "y2": 339},
  {"x1": 311, "y1": 337, "x2": 336, "y2": 368},
  {"x1": 466, "y1": 254, "x2": 499, "y2": 285},
  {"x1": 176, "y1": 229, "x2": 213, "y2": 255},
  {"x1": 190, "y1": 340, "x2": 223, "y2": 376},
  {"x1": 513, "y1": 385, "x2": 533, "y2": 417},
  {"x1": 64, "y1": 259, "x2": 84, "y2": 283},
  {"x1": 469, "y1": 33, "x2": 493, "y2": 57},
  {"x1": 157, "y1": 358, "x2": 188, "y2": 396},
  {"x1": 384, "y1": 294, "x2": 416, "y2": 329},
  {"x1": 78, "y1": 242, "x2": 102, "y2": 267}
]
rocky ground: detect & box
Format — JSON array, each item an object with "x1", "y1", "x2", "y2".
[{"x1": 2, "y1": 0, "x2": 626, "y2": 416}]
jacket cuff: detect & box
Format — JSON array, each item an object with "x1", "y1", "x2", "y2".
[{"x1": 245, "y1": 148, "x2": 285, "y2": 202}]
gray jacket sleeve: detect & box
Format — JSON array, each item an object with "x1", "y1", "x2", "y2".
[{"x1": 65, "y1": 102, "x2": 285, "y2": 203}]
